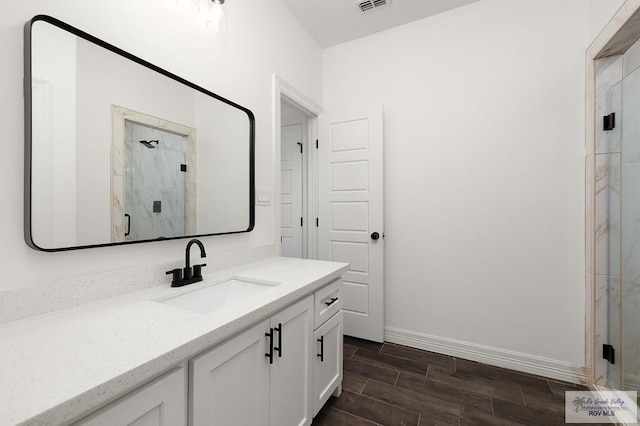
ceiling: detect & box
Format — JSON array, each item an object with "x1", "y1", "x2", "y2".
[{"x1": 281, "y1": 0, "x2": 481, "y2": 48}]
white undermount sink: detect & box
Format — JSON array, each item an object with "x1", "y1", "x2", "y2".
[{"x1": 157, "y1": 277, "x2": 281, "y2": 314}]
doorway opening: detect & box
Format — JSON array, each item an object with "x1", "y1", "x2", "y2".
[
  {"x1": 273, "y1": 76, "x2": 322, "y2": 260},
  {"x1": 280, "y1": 100, "x2": 307, "y2": 258}
]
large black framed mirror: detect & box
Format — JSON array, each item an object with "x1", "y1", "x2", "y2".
[{"x1": 24, "y1": 15, "x2": 255, "y2": 251}]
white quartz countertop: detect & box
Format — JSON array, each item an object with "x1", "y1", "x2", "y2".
[{"x1": 0, "y1": 256, "x2": 349, "y2": 426}]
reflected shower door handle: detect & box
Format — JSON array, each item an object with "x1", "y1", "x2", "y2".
[{"x1": 125, "y1": 214, "x2": 131, "y2": 236}]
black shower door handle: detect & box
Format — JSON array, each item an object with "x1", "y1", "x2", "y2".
[{"x1": 124, "y1": 214, "x2": 131, "y2": 236}]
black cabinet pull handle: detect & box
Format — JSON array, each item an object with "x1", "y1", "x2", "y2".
[
  {"x1": 317, "y1": 336, "x2": 324, "y2": 362},
  {"x1": 124, "y1": 214, "x2": 131, "y2": 236},
  {"x1": 324, "y1": 297, "x2": 339, "y2": 307},
  {"x1": 274, "y1": 323, "x2": 282, "y2": 358},
  {"x1": 265, "y1": 328, "x2": 274, "y2": 364}
]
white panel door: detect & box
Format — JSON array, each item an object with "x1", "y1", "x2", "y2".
[
  {"x1": 318, "y1": 105, "x2": 384, "y2": 342},
  {"x1": 281, "y1": 124, "x2": 303, "y2": 258}
]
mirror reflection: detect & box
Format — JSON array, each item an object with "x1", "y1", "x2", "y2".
[{"x1": 26, "y1": 16, "x2": 254, "y2": 251}]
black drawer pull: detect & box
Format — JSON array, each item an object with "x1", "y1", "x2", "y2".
[
  {"x1": 324, "y1": 297, "x2": 339, "y2": 307},
  {"x1": 317, "y1": 336, "x2": 324, "y2": 362},
  {"x1": 274, "y1": 323, "x2": 282, "y2": 358},
  {"x1": 265, "y1": 328, "x2": 274, "y2": 364}
]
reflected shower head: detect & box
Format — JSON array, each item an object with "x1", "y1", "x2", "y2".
[{"x1": 139, "y1": 140, "x2": 159, "y2": 149}]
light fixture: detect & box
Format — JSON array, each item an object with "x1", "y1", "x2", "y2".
[{"x1": 207, "y1": 0, "x2": 227, "y2": 32}]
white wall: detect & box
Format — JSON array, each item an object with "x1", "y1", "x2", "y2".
[
  {"x1": 324, "y1": 0, "x2": 592, "y2": 365},
  {"x1": 0, "y1": 0, "x2": 321, "y2": 289},
  {"x1": 30, "y1": 21, "x2": 77, "y2": 248}
]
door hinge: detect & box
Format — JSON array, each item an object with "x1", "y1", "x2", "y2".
[
  {"x1": 316, "y1": 218, "x2": 319, "y2": 227},
  {"x1": 603, "y1": 344, "x2": 615, "y2": 364},
  {"x1": 300, "y1": 217, "x2": 303, "y2": 227},
  {"x1": 603, "y1": 113, "x2": 615, "y2": 131},
  {"x1": 180, "y1": 164, "x2": 187, "y2": 172},
  {"x1": 316, "y1": 139, "x2": 318, "y2": 149},
  {"x1": 297, "y1": 142, "x2": 303, "y2": 154}
]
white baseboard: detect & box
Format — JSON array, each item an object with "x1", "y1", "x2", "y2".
[{"x1": 384, "y1": 326, "x2": 587, "y2": 384}]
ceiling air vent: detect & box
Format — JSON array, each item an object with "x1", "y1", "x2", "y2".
[{"x1": 356, "y1": 0, "x2": 391, "y2": 13}]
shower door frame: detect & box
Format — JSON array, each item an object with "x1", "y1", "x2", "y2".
[{"x1": 111, "y1": 105, "x2": 197, "y2": 242}]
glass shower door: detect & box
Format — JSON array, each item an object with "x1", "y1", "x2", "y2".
[{"x1": 620, "y1": 61, "x2": 640, "y2": 395}]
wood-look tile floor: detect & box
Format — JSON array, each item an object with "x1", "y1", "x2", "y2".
[{"x1": 313, "y1": 336, "x2": 592, "y2": 426}]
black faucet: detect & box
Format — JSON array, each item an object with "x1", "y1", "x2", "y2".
[{"x1": 166, "y1": 239, "x2": 208, "y2": 287}]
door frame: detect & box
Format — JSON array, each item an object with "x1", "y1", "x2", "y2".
[{"x1": 272, "y1": 75, "x2": 323, "y2": 258}]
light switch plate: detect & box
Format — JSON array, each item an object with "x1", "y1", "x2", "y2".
[{"x1": 256, "y1": 189, "x2": 271, "y2": 206}]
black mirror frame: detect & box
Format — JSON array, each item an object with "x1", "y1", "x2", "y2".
[{"x1": 24, "y1": 15, "x2": 255, "y2": 252}]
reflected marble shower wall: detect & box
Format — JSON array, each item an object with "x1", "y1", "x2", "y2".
[
  {"x1": 593, "y1": 54, "x2": 622, "y2": 387},
  {"x1": 124, "y1": 122, "x2": 187, "y2": 240}
]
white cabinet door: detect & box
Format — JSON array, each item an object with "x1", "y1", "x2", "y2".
[
  {"x1": 313, "y1": 311, "x2": 343, "y2": 416},
  {"x1": 270, "y1": 296, "x2": 313, "y2": 426},
  {"x1": 190, "y1": 320, "x2": 270, "y2": 426},
  {"x1": 75, "y1": 367, "x2": 187, "y2": 426}
]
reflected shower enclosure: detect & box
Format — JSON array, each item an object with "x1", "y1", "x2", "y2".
[{"x1": 120, "y1": 119, "x2": 194, "y2": 241}]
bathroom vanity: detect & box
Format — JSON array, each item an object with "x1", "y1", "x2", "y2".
[
  {"x1": 0, "y1": 257, "x2": 348, "y2": 426},
  {"x1": 14, "y1": 15, "x2": 349, "y2": 426}
]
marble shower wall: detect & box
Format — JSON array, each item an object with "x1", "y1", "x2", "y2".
[{"x1": 594, "y1": 55, "x2": 622, "y2": 388}]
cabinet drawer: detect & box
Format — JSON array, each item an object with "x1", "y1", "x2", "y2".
[{"x1": 314, "y1": 278, "x2": 341, "y2": 329}]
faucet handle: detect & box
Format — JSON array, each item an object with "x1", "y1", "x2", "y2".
[
  {"x1": 166, "y1": 268, "x2": 182, "y2": 283},
  {"x1": 193, "y1": 263, "x2": 207, "y2": 278}
]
